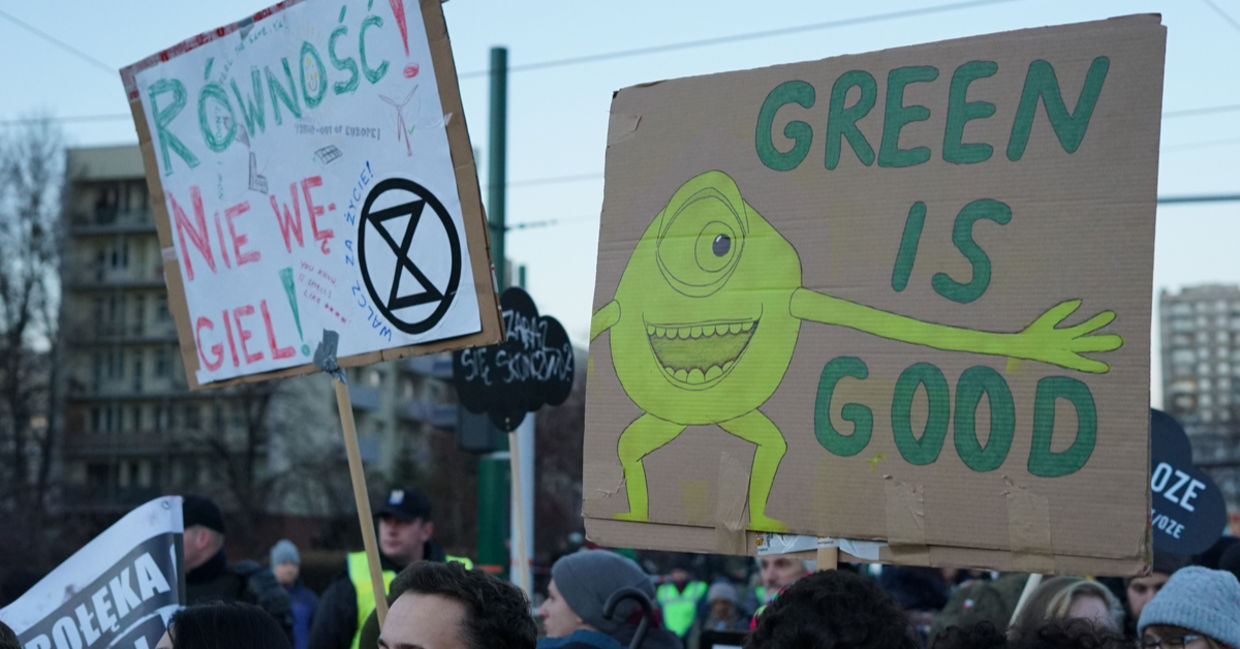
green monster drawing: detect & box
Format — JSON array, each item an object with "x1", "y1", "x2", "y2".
[{"x1": 590, "y1": 170, "x2": 1123, "y2": 532}]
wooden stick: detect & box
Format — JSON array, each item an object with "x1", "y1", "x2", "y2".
[
  {"x1": 334, "y1": 378, "x2": 389, "y2": 627},
  {"x1": 816, "y1": 545, "x2": 839, "y2": 571},
  {"x1": 508, "y1": 429, "x2": 531, "y2": 594},
  {"x1": 1009, "y1": 573, "x2": 1044, "y2": 626}
]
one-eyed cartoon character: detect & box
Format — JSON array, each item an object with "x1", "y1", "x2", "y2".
[{"x1": 590, "y1": 170, "x2": 1122, "y2": 531}]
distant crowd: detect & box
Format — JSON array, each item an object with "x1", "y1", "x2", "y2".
[{"x1": 3, "y1": 489, "x2": 1239, "y2": 649}]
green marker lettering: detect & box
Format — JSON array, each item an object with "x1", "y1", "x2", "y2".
[
  {"x1": 1007, "y1": 56, "x2": 1110, "y2": 161},
  {"x1": 892, "y1": 362, "x2": 950, "y2": 465},
  {"x1": 824, "y1": 70, "x2": 877, "y2": 169},
  {"x1": 755, "y1": 80, "x2": 815, "y2": 171},
  {"x1": 878, "y1": 66, "x2": 938, "y2": 168},
  {"x1": 148, "y1": 79, "x2": 200, "y2": 175},
  {"x1": 359, "y1": 15, "x2": 389, "y2": 84},
  {"x1": 1028, "y1": 376, "x2": 1096, "y2": 477},
  {"x1": 932, "y1": 199, "x2": 1011, "y2": 304},
  {"x1": 814, "y1": 356, "x2": 872, "y2": 457},
  {"x1": 329, "y1": 26, "x2": 360, "y2": 95},
  {"x1": 953, "y1": 365, "x2": 1014, "y2": 472},
  {"x1": 943, "y1": 61, "x2": 998, "y2": 164},
  {"x1": 265, "y1": 58, "x2": 302, "y2": 125}
]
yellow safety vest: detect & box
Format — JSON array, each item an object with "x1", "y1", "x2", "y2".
[
  {"x1": 346, "y1": 552, "x2": 474, "y2": 649},
  {"x1": 656, "y1": 580, "x2": 707, "y2": 638}
]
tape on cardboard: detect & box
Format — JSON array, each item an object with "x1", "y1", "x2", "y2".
[
  {"x1": 161, "y1": 246, "x2": 178, "y2": 262},
  {"x1": 885, "y1": 480, "x2": 931, "y2": 566},
  {"x1": 713, "y1": 452, "x2": 750, "y2": 555},
  {"x1": 607, "y1": 113, "x2": 641, "y2": 146},
  {"x1": 1005, "y1": 478, "x2": 1056, "y2": 574}
]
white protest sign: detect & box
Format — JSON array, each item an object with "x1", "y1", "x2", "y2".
[
  {"x1": 120, "y1": 0, "x2": 499, "y2": 387},
  {"x1": 0, "y1": 497, "x2": 183, "y2": 649}
]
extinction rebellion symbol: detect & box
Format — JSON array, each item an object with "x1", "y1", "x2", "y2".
[{"x1": 358, "y1": 178, "x2": 462, "y2": 334}]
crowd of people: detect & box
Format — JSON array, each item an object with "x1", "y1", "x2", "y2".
[{"x1": 3, "y1": 489, "x2": 1240, "y2": 649}]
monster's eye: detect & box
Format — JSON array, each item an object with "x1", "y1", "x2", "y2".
[
  {"x1": 694, "y1": 222, "x2": 736, "y2": 273},
  {"x1": 657, "y1": 190, "x2": 745, "y2": 296}
]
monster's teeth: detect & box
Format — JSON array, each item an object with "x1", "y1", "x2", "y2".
[
  {"x1": 663, "y1": 365, "x2": 675, "y2": 376},
  {"x1": 723, "y1": 360, "x2": 735, "y2": 372},
  {"x1": 674, "y1": 369, "x2": 689, "y2": 382},
  {"x1": 690, "y1": 326, "x2": 702, "y2": 338},
  {"x1": 741, "y1": 320, "x2": 754, "y2": 332},
  {"x1": 677, "y1": 327, "x2": 692, "y2": 339},
  {"x1": 654, "y1": 326, "x2": 666, "y2": 338},
  {"x1": 704, "y1": 365, "x2": 723, "y2": 381},
  {"x1": 712, "y1": 324, "x2": 726, "y2": 336},
  {"x1": 687, "y1": 368, "x2": 705, "y2": 383},
  {"x1": 646, "y1": 325, "x2": 655, "y2": 335},
  {"x1": 728, "y1": 322, "x2": 742, "y2": 334}
]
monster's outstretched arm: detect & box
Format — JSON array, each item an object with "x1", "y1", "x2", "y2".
[
  {"x1": 788, "y1": 288, "x2": 1123, "y2": 373},
  {"x1": 591, "y1": 301, "x2": 621, "y2": 340}
]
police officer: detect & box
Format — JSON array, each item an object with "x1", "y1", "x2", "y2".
[{"x1": 307, "y1": 488, "x2": 471, "y2": 649}]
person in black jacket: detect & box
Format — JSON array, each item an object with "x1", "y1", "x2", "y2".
[
  {"x1": 308, "y1": 487, "x2": 463, "y2": 649},
  {"x1": 180, "y1": 495, "x2": 293, "y2": 638}
]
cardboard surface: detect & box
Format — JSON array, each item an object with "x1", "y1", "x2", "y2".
[
  {"x1": 585, "y1": 16, "x2": 1164, "y2": 575},
  {"x1": 121, "y1": 0, "x2": 501, "y2": 388}
]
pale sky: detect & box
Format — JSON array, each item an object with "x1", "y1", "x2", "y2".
[{"x1": 2, "y1": 0, "x2": 1238, "y2": 407}]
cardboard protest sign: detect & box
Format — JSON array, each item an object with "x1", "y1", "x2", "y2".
[
  {"x1": 453, "y1": 287, "x2": 574, "y2": 431},
  {"x1": 1150, "y1": 409, "x2": 1226, "y2": 555},
  {"x1": 0, "y1": 497, "x2": 182, "y2": 649},
  {"x1": 585, "y1": 16, "x2": 1164, "y2": 575},
  {"x1": 119, "y1": 0, "x2": 501, "y2": 388}
]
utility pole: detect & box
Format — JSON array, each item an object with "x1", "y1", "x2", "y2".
[{"x1": 476, "y1": 46, "x2": 509, "y2": 577}]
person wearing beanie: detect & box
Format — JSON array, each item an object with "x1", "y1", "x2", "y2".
[
  {"x1": 1124, "y1": 550, "x2": 1188, "y2": 638},
  {"x1": 687, "y1": 581, "x2": 747, "y2": 649},
  {"x1": 179, "y1": 495, "x2": 293, "y2": 640},
  {"x1": 537, "y1": 550, "x2": 681, "y2": 649},
  {"x1": 1138, "y1": 566, "x2": 1240, "y2": 649},
  {"x1": 270, "y1": 539, "x2": 318, "y2": 649}
]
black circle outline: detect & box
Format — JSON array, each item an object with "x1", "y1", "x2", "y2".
[{"x1": 357, "y1": 177, "x2": 462, "y2": 335}]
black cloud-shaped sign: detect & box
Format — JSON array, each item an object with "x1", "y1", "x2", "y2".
[
  {"x1": 1149, "y1": 408, "x2": 1226, "y2": 556},
  {"x1": 452, "y1": 288, "x2": 574, "y2": 431}
]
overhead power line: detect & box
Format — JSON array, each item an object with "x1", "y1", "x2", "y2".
[
  {"x1": 459, "y1": 0, "x2": 1022, "y2": 78},
  {"x1": 1200, "y1": 0, "x2": 1240, "y2": 33},
  {"x1": 10, "y1": 103, "x2": 1240, "y2": 130},
  {"x1": 0, "y1": 8, "x2": 114, "y2": 75}
]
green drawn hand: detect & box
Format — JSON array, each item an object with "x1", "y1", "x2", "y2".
[{"x1": 1015, "y1": 299, "x2": 1123, "y2": 373}]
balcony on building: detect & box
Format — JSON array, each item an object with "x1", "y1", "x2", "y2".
[
  {"x1": 349, "y1": 384, "x2": 382, "y2": 411},
  {"x1": 400, "y1": 399, "x2": 456, "y2": 430},
  {"x1": 402, "y1": 353, "x2": 454, "y2": 379}
]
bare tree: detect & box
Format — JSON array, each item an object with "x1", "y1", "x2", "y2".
[{"x1": 0, "y1": 116, "x2": 65, "y2": 552}]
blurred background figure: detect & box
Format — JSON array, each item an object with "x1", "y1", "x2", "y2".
[
  {"x1": 271, "y1": 539, "x2": 318, "y2": 649},
  {"x1": 656, "y1": 565, "x2": 707, "y2": 641},
  {"x1": 1009, "y1": 576, "x2": 1123, "y2": 642},
  {"x1": 688, "y1": 582, "x2": 747, "y2": 649}
]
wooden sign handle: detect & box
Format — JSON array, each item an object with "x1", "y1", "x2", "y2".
[{"x1": 334, "y1": 378, "x2": 389, "y2": 626}]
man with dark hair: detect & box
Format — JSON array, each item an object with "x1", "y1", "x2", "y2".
[
  {"x1": 378, "y1": 561, "x2": 536, "y2": 649},
  {"x1": 180, "y1": 494, "x2": 293, "y2": 637},
  {"x1": 746, "y1": 569, "x2": 918, "y2": 649},
  {"x1": 310, "y1": 487, "x2": 472, "y2": 649}
]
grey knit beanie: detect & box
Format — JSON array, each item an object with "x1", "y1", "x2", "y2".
[
  {"x1": 270, "y1": 539, "x2": 300, "y2": 566},
  {"x1": 1138, "y1": 566, "x2": 1240, "y2": 648},
  {"x1": 551, "y1": 550, "x2": 654, "y2": 635}
]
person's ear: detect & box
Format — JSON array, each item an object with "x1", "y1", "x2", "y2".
[{"x1": 423, "y1": 521, "x2": 435, "y2": 539}]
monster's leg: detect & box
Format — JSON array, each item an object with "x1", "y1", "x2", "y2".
[
  {"x1": 718, "y1": 410, "x2": 788, "y2": 532},
  {"x1": 614, "y1": 413, "x2": 686, "y2": 522}
]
